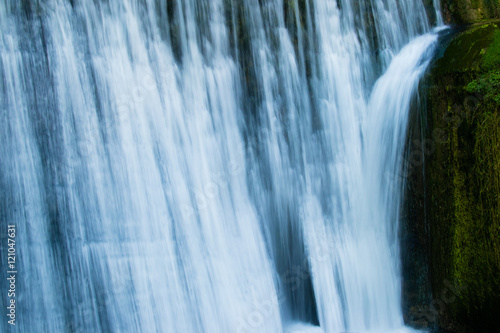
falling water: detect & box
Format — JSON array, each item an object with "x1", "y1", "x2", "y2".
[{"x1": 1, "y1": 0, "x2": 441, "y2": 332}]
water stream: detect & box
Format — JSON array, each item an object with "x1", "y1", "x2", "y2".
[{"x1": 0, "y1": 1, "x2": 441, "y2": 332}]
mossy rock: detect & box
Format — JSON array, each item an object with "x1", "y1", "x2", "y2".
[
  {"x1": 434, "y1": 23, "x2": 498, "y2": 74},
  {"x1": 442, "y1": 0, "x2": 500, "y2": 24},
  {"x1": 465, "y1": 27, "x2": 500, "y2": 104},
  {"x1": 410, "y1": 21, "x2": 500, "y2": 332}
]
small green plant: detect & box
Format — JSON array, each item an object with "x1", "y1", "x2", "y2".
[
  {"x1": 466, "y1": 70, "x2": 500, "y2": 104},
  {"x1": 465, "y1": 26, "x2": 500, "y2": 105}
]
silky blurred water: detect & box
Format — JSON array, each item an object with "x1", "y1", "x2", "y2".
[{"x1": 0, "y1": 0, "x2": 440, "y2": 332}]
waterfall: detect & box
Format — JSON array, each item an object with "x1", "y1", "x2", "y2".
[{"x1": 1, "y1": 0, "x2": 441, "y2": 332}]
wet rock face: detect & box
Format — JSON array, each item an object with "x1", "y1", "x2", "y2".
[
  {"x1": 440, "y1": 0, "x2": 500, "y2": 24},
  {"x1": 402, "y1": 22, "x2": 500, "y2": 332}
]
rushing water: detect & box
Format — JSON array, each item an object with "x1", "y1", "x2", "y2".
[{"x1": 1, "y1": 1, "x2": 441, "y2": 332}]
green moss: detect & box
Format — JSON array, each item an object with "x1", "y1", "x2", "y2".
[
  {"x1": 449, "y1": 23, "x2": 500, "y2": 324},
  {"x1": 465, "y1": 26, "x2": 500, "y2": 104},
  {"x1": 466, "y1": 69, "x2": 500, "y2": 103},
  {"x1": 483, "y1": 29, "x2": 500, "y2": 69},
  {"x1": 474, "y1": 111, "x2": 500, "y2": 266},
  {"x1": 451, "y1": 127, "x2": 473, "y2": 290},
  {"x1": 422, "y1": 21, "x2": 500, "y2": 331},
  {"x1": 435, "y1": 23, "x2": 497, "y2": 74}
]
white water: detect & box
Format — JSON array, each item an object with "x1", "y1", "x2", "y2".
[{"x1": 0, "y1": 1, "x2": 440, "y2": 332}]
